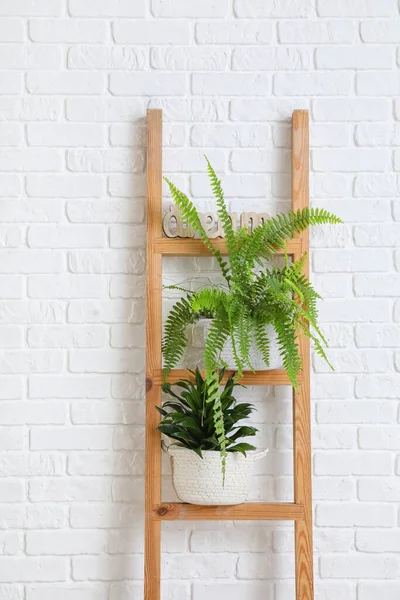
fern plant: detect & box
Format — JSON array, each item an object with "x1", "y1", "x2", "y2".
[
  {"x1": 157, "y1": 368, "x2": 258, "y2": 457},
  {"x1": 162, "y1": 157, "x2": 342, "y2": 460}
]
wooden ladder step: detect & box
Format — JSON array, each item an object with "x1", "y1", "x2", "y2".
[
  {"x1": 152, "y1": 502, "x2": 305, "y2": 521},
  {"x1": 154, "y1": 237, "x2": 302, "y2": 256},
  {"x1": 154, "y1": 368, "x2": 303, "y2": 386}
]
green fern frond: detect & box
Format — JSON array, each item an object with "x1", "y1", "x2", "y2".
[{"x1": 164, "y1": 177, "x2": 231, "y2": 285}]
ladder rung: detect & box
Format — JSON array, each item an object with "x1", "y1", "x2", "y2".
[
  {"x1": 153, "y1": 369, "x2": 301, "y2": 386},
  {"x1": 154, "y1": 237, "x2": 302, "y2": 256},
  {"x1": 152, "y1": 502, "x2": 305, "y2": 521}
]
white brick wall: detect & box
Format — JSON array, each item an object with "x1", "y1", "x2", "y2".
[{"x1": 0, "y1": 2, "x2": 399, "y2": 599}]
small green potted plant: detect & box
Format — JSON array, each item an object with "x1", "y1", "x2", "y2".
[{"x1": 158, "y1": 368, "x2": 265, "y2": 505}]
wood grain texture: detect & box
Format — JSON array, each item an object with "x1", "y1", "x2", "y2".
[
  {"x1": 154, "y1": 237, "x2": 302, "y2": 256},
  {"x1": 152, "y1": 502, "x2": 305, "y2": 521},
  {"x1": 144, "y1": 109, "x2": 163, "y2": 600},
  {"x1": 154, "y1": 368, "x2": 304, "y2": 386},
  {"x1": 292, "y1": 110, "x2": 314, "y2": 600}
]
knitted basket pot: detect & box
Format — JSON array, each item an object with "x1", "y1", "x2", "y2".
[
  {"x1": 165, "y1": 446, "x2": 268, "y2": 506},
  {"x1": 190, "y1": 319, "x2": 283, "y2": 370}
]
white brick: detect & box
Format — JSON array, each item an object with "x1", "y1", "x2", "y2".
[
  {"x1": 312, "y1": 275, "x2": 352, "y2": 299},
  {"x1": 0, "y1": 532, "x2": 22, "y2": 555},
  {"x1": 196, "y1": 21, "x2": 274, "y2": 44},
  {"x1": 357, "y1": 72, "x2": 400, "y2": 96},
  {"x1": 71, "y1": 401, "x2": 144, "y2": 425},
  {"x1": 67, "y1": 200, "x2": 144, "y2": 224},
  {"x1": 321, "y1": 555, "x2": 400, "y2": 578},
  {"x1": 0, "y1": 402, "x2": 66, "y2": 426},
  {"x1": 354, "y1": 274, "x2": 400, "y2": 296},
  {"x1": 149, "y1": 98, "x2": 229, "y2": 122},
  {"x1": 68, "y1": 251, "x2": 144, "y2": 275},
  {"x1": 358, "y1": 583, "x2": 400, "y2": 600},
  {"x1": 356, "y1": 530, "x2": 400, "y2": 552},
  {"x1": 359, "y1": 426, "x2": 400, "y2": 449},
  {"x1": 28, "y1": 225, "x2": 105, "y2": 249},
  {"x1": 0, "y1": 73, "x2": 22, "y2": 95},
  {"x1": 113, "y1": 20, "x2": 190, "y2": 44},
  {"x1": 0, "y1": 46, "x2": 62, "y2": 69},
  {"x1": 193, "y1": 583, "x2": 273, "y2": 600},
  {"x1": 0, "y1": 124, "x2": 22, "y2": 147},
  {"x1": 30, "y1": 427, "x2": 114, "y2": 451},
  {"x1": 312, "y1": 374, "x2": 353, "y2": 398},
  {"x1": 0, "y1": 480, "x2": 24, "y2": 503},
  {"x1": 0, "y1": 19, "x2": 24, "y2": 41},
  {"x1": 68, "y1": 46, "x2": 147, "y2": 70},
  {"x1": 0, "y1": 427, "x2": 23, "y2": 451},
  {"x1": 0, "y1": 558, "x2": 66, "y2": 582},
  {"x1": 66, "y1": 98, "x2": 145, "y2": 122},
  {"x1": 315, "y1": 199, "x2": 389, "y2": 222},
  {"x1": 319, "y1": 299, "x2": 390, "y2": 323},
  {"x1": 316, "y1": 47, "x2": 393, "y2": 70},
  {"x1": 316, "y1": 503, "x2": 395, "y2": 527},
  {"x1": 313, "y1": 99, "x2": 389, "y2": 122},
  {"x1": 111, "y1": 375, "x2": 144, "y2": 399},
  {"x1": 312, "y1": 478, "x2": 356, "y2": 502},
  {"x1": 28, "y1": 326, "x2": 106, "y2": 349},
  {"x1": 314, "y1": 452, "x2": 391, "y2": 476},
  {"x1": 356, "y1": 375, "x2": 400, "y2": 398},
  {"x1": 358, "y1": 478, "x2": 400, "y2": 501},
  {"x1": 190, "y1": 528, "x2": 271, "y2": 553},
  {"x1": 355, "y1": 123, "x2": 397, "y2": 146},
  {"x1": 0, "y1": 200, "x2": 63, "y2": 223},
  {"x1": 354, "y1": 224, "x2": 400, "y2": 246},
  {"x1": 26, "y1": 530, "x2": 109, "y2": 556},
  {"x1": 317, "y1": 401, "x2": 395, "y2": 424},
  {"x1": 0, "y1": 454, "x2": 65, "y2": 477},
  {"x1": 355, "y1": 325, "x2": 400, "y2": 347},
  {"x1": 26, "y1": 586, "x2": 108, "y2": 600},
  {"x1": 110, "y1": 275, "x2": 145, "y2": 299},
  {"x1": 67, "y1": 300, "x2": 144, "y2": 324},
  {"x1": 361, "y1": 20, "x2": 400, "y2": 42},
  {"x1": 278, "y1": 425, "x2": 354, "y2": 449},
  {"x1": 29, "y1": 19, "x2": 107, "y2": 42},
  {"x1": 313, "y1": 148, "x2": 388, "y2": 172},
  {"x1": 311, "y1": 224, "x2": 351, "y2": 248},
  {"x1": 191, "y1": 124, "x2": 270, "y2": 148},
  {"x1": 193, "y1": 73, "x2": 271, "y2": 96},
  {"x1": 110, "y1": 72, "x2": 186, "y2": 96},
  {"x1": 27, "y1": 72, "x2": 105, "y2": 95},
  {"x1": 110, "y1": 123, "x2": 185, "y2": 148},
  {"x1": 29, "y1": 478, "x2": 111, "y2": 503},
  {"x1": 69, "y1": 349, "x2": 144, "y2": 373},
  {"x1": 108, "y1": 175, "x2": 145, "y2": 198},
  {"x1": 274, "y1": 73, "x2": 351, "y2": 96},
  {"x1": 71, "y1": 555, "x2": 142, "y2": 581},
  {"x1": 0, "y1": 175, "x2": 21, "y2": 198},
  {"x1": 151, "y1": 0, "x2": 229, "y2": 17},
  {"x1": 0, "y1": 251, "x2": 64, "y2": 274},
  {"x1": 0, "y1": 98, "x2": 62, "y2": 121},
  {"x1": 26, "y1": 175, "x2": 104, "y2": 198},
  {"x1": 0, "y1": 301, "x2": 65, "y2": 324},
  {"x1": 230, "y1": 150, "x2": 288, "y2": 173},
  {"x1": 317, "y1": 0, "x2": 395, "y2": 17},
  {"x1": 67, "y1": 149, "x2": 145, "y2": 173},
  {"x1": 152, "y1": 47, "x2": 228, "y2": 71},
  {"x1": 165, "y1": 555, "x2": 236, "y2": 579},
  {"x1": 0, "y1": 1, "x2": 62, "y2": 16},
  {"x1": 109, "y1": 226, "x2": 145, "y2": 249},
  {"x1": 313, "y1": 249, "x2": 389, "y2": 273},
  {"x1": 233, "y1": 47, "x2": 311, "y2": 70},
  {"x1": 0, "y1": 350, "x2": 63, "y2": 374},
  {"x1": 69, "y1": 0, "x2": 145, "y2": 17},
  {"x1": 0, "y1": 149, "x2": 62, "y2": 172},
  {"x1": 68, "y1": 452, "x2": 144, "y2": 476},
  {"x1": 0, "y1": 326, "x2": 23, "y2": 348},
  {"x1": 278, "y1": 21, "x2": 356, "y2": 44},
  {"x1": 110, "y1": 324, "x2": 145, "y2": 348},
  {"x1": 354, "y1": 174, "x2": 400, "y2": 197},
  {"x1": 30, "y1": 375, "x2": 108, "y2": 399},
  {"x1": 27, "y1": 124, "x2": 105, "y2": 147},
  {"x1": 235, "y1": 0, "x2": 312, "y2": 17},
  {"x1": 237, "y1": 553, "x2": 293, "y2": 579}
]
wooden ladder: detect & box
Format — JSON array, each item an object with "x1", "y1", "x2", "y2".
[{"x1": 144, "y1": 109, "x2": 313, "y2": 600}]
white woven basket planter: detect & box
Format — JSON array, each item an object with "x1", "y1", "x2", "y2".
[{"x1": 165, "y1": 445, "x2": 268, "y2": 506}]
